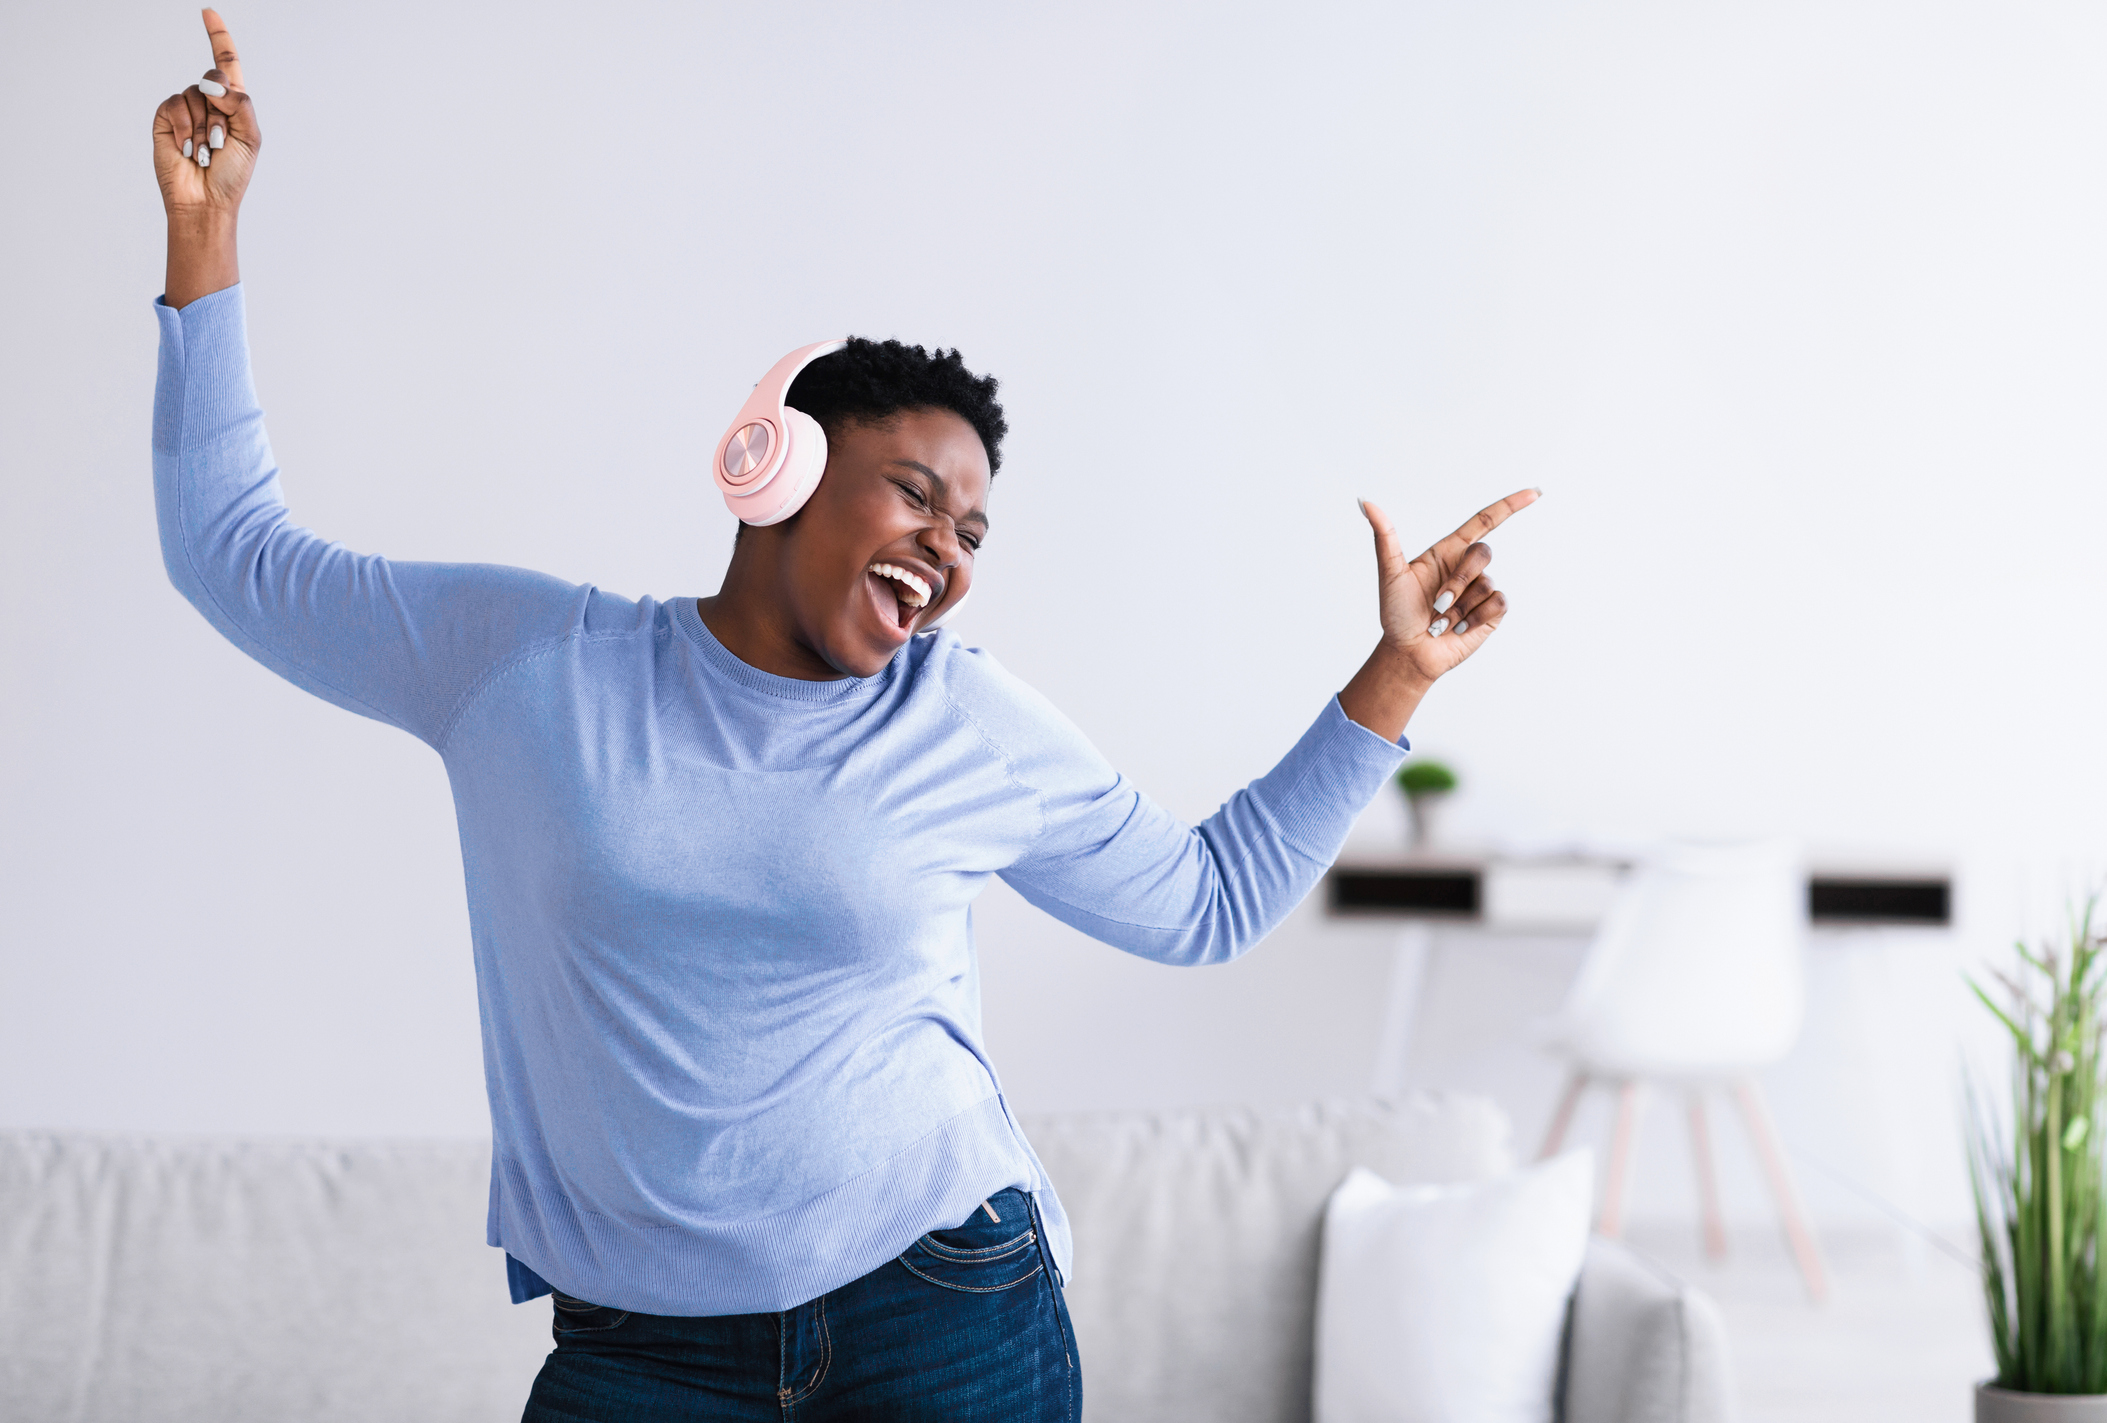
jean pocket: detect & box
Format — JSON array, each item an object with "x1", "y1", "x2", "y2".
[
  {"x1": 550, "y1": 1291, "x2": 632, "y2": 1334},
  {"x1": 898, "y1": 1219, "x2": 1044, "y2": 1294}
]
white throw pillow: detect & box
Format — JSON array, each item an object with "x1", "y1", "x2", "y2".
[{"x1": 1313, "y1": 1151, "x2": 1594, "y2": 1423}]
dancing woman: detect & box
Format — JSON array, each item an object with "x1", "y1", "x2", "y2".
[{"x1": 150, "y1": 12, "x2": 1537, "y2": 1420}]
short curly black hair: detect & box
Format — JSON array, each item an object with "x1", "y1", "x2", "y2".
[{"x1": 787, "y1": 336, "x2": 1008, "y2": 475}]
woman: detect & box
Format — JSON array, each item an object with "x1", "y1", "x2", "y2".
[{"x1": 151, "y1": 12, "x2": 1536, "y2": 1421}]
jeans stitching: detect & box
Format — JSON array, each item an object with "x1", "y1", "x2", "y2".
[
  {"x1": 784, "y1": 1295, "x2": 832, "y2": 1407},
  {"x1": 552, "y1": 1304, "x2": 631, "y2": 1335},
  {"x1": 1028, "y1": 1193, "x2": 1079, "y2": 1402},
  {"x1": 776, "y1": 1309, "x2": 790, "y2": 1419},
  {"x1": 1065, "y1": 1307, "x2": 1075, "y2": 1423},
  {"x1": 912, "y1": 1228, "x2": 1037, "y2": 1262},
  {"x1": 897, "y1": 1254, "x2": 1045, "y2": 1293}
]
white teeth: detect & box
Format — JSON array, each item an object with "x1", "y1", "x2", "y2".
[{"x1": 867, "y1": 562, "x2": 931, "y2": 608}]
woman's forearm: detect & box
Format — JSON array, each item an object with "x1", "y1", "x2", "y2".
[
  {"x1": 1338, "y1": 642, "x2": 1433, "y2": 745},
  {"x1": 166, "y1": 211, "x2": 239, "y2": 310}
]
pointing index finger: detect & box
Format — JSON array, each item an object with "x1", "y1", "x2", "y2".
[
  {"x1": 1432, "y1": 487, "x2": 1541, "y2": 562},
  {"x1": 202, "y1": 7, "x2": 244, "y2": 92}
]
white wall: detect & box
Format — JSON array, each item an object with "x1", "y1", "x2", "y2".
[{"x1": 7, "y1": 1, "x2": 2106, "y2": 1233}]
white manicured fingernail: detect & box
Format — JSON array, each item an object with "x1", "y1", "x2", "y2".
[
  {"x1": 1433, "y1": 590, "x2": 1455, "y2": 614},
  {"x1": 1455, "y1": 620, "x2": 1468, "y2": 634},
  {"x1": 1428, "y1": 618, "x2": 1449, "y2": 637},
  {"x1": 209, "y1": 124, "x2": 224, "y2": 149},
  {"x1": 198, "y1": 79, "x2": 227, "y2": 97},
  {"x1": 198, "y1": 147, "x2": 210, "y2": 167},
  {"x1": 182, "y1": 138, "x2": 193, "y2": 158}
]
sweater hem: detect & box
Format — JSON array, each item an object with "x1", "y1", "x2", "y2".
[{"x1": 491, "y1": 1094, "x2": 1050, "y2": 1316}]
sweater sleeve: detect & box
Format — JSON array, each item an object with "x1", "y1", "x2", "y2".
[
  {"x1": 153, "y1": 286, "x2": 593, "y2": 748},
  {"x1": 955, "y1": 648, "x2": 1409, "y2": 966}
]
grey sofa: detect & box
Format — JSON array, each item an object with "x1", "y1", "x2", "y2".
[
  {"x1": 1022, "y1": 1098, "x2": 1733, "y2": 1423},
  {"x1": 0, "y1": 1099, "x2": 1729, "y2": 1421}
]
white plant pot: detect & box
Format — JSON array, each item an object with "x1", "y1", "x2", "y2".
[
  {"x1": 1405, "y1": 791, "x2": 1448, "y2": 851},
  {"x1": 1978, "y1": 1383, "x2": 2107, "y2": 1421}
]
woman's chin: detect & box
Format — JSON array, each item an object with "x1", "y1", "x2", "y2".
[
  {"x1": 863, "y1": 617, "x2": 916, "y2": 660},
  {"x1": 818, "y1": 618, "x2": 910, "y2": 679}
]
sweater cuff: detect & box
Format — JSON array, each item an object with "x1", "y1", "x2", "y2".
[
  {"x1": 151, "y1": 283, "x2": 255, "y2": 459},
  {"x1": 1262, "y1": 696, "x2": 1410, "y2": 858}
]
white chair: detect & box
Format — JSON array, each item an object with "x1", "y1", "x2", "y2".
[{"x1": 1537, "y1": 839, "x2": 1828, "y2": 1301}]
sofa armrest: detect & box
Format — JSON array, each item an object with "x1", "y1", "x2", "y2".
[{"x1": 1559, "y1": 1236, "x2": 1734, "y2": 1423}]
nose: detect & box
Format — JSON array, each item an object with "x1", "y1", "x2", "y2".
[{"x1": 917, "y1": 518, "x2": 965, "y2": 571}]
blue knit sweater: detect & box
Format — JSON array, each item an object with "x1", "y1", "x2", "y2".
[{"x1": 152, "y1": 285, "x2": 1409, "y2": 1315}]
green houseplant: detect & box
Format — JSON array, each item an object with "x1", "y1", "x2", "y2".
[
  {"x1": 1969, "y1": 900, "x2": 2107, "y2": 1420},
  {"x1": 1395, "y1": 760, "x2": 1457, "y2": 851}
]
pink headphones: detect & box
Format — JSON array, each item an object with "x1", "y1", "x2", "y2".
[
  {"x1": 714, "y1": 339, "x2": 972, "y2": 629},
  {"x1": 713, "y1": 339, "x2": 848, "y2": 527}
]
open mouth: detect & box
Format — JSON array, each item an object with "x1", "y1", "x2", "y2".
[{"x1": 867, "y1": 562, "x2": 934, "y2": 631}]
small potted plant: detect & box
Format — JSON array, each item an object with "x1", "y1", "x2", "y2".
[
  {"x1": 1968, "y1": 899, "x2": 2107, "y2": 1420},
  {"x1": 1395, "y1": 759, "x2": 1457, "y2": 852}
]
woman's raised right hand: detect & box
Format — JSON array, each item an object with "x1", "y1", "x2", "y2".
[{"x1": 152, "y1": 8, "x2": 260, "y2": 222}]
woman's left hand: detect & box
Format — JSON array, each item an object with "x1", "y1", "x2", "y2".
[
  {"x1": 154, "y1": 8, "x2": 259, "y2": 307},
  {"x1": 1361, "y1": 489, "x2": 1539, "y2": 683},
  {"x1": 1336, "y1": 488, "x2": 1540, "y2": 743},
  {"x1": 152, "y1": 9, "x2": 258, "y2": 222}
]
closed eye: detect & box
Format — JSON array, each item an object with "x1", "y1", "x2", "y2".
[{"x1": 893, "y1": 478, "x2": 982, "y2": 552}]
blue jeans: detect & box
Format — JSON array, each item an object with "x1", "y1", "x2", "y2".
[{"x1": 519, "y1": 1189, "x2": 1080, "y2": 1421}]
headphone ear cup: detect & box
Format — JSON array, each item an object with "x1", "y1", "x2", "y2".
[
  {"x1": 735, "y1": 409, "x2": 829, "y2": 527},
  {"x1": 739, "y1": 408, "x2": 829, "y2": 526}
]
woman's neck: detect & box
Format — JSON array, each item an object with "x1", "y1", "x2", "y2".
[{"x1": 695, "y1": 554, "x2": 850, "y2": 682}]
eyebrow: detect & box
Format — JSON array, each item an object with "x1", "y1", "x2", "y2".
[{"x1": 891, "y1": 460, "x2": 990, "y2": 529}]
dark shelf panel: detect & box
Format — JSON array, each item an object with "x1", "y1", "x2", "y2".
[
  {"x1": 1328, "y1": 868, "x2": 1481, "y2": 917},
  {"x1": 1807, "y1": 877, "x2": 1950, "y2": 926}
]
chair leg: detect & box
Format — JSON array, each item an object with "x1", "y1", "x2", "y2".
[
  {"x1": 1597, "y1": 1080, "x2": 1647, "y2": 1238},
  {"x1": 1731, "y1": 1076, "x2": 1829, "y2": 1303},
  {"x1": 1687, "y1": 1090, "x2": 1728, "y2": 1261},
  {"x1": 1539, "y1": 1071, "x2": 1589, "y2": 1161}
]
